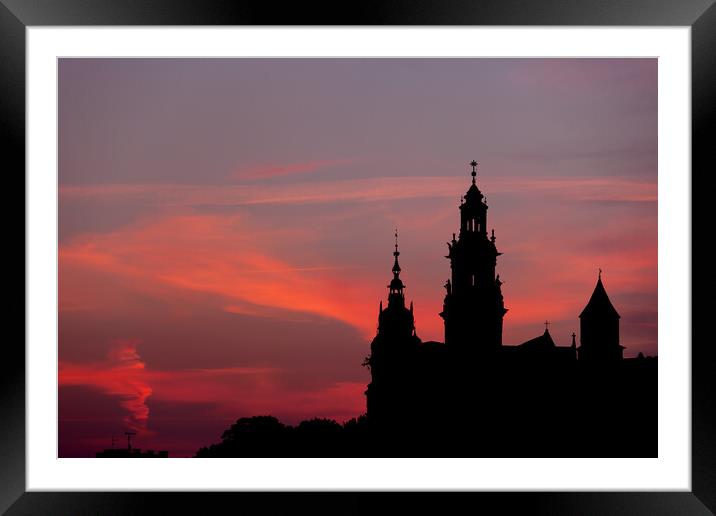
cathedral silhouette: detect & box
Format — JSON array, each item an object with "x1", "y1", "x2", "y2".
[
  {"x1": 197, "y1": 161, "x2": 657, "y2": 458},
  {"x1": 364, "y1": 161, "x2": 656, "y2": 457}
]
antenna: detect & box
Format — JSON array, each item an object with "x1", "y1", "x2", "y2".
[{"x1": 124, "y1": 431, "x2": 137, "y2": 451}]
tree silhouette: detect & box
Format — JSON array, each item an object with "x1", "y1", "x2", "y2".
[{"x1": 195, "y1": 414, "x2": 372, "y2": 457}]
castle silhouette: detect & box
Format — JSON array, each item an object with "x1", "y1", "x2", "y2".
[
  {"x1": 364, "y1": 161, "x2": 656, "y2": 456},
  {"x1": 197, "y1": 161, "x2": 656, "y2": 458}
]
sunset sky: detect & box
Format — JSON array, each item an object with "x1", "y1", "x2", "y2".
[{"x1": 58, "y1": 58, "x2": 657, "y2": 457}]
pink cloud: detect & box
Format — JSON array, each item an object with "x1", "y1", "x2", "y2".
[
  {"x1": 59, "y1": 213, "x2": 382, "y2": 339},
  {"x1": 59, "y1": 175, "x2": 656, "y2": 207},
  {"x1": 233, "y1": 158, "x2": 352, "y2": 180},
  {"x1": 60, "y1": 340, "x2": 152, "y2": 432},
  {"x1": 59, "y1": 337, "x2": 366, "y2": 456},
  {"x1": 59, "y1": 180, "x2": 656, "y2": 348}
]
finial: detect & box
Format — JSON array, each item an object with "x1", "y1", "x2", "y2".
[
  {"x1": 391, "y1": 229, "x2": 401, "y2": 276},
  {"x1": 571, "y1": 332, "x2": 576, "y2": 347},
  {"x1": 598, "y1": 267, "x2": 602, "y2": 279},
  {"x1": 544, "y1": 320, "x2": 550, "y2": 332},
  {"x1": 470, "y1": 160, "x2": 478, "y2": 184},
  {"x1": 491, "y1": 229, "x2": 496, "y2": 243}
]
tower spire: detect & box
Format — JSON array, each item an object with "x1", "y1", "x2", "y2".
[
  {"x1": 392, "y1": 228, "x2": 401, "y2": 276},
  {"x1": 443, "y1": 161, "x2": 506, "y2": 350},
  {"x1": 387, "y1": 229, "x2": 405, "y2": 298}
]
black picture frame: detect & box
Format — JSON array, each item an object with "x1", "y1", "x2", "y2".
[{"x1": 3, "y1": 1, "x2": 712, "y2": 514}]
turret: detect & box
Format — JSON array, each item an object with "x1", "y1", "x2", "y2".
[{"x1": 578, "y1": 270, "x2": 624, "y2": 363}]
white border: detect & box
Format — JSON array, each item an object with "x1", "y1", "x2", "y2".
[{"x1": 27, "y1": 27, "x2": 691, "y2": 491}]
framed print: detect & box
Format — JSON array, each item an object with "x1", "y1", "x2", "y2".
[{"x1": 5, "y1": 1, "x2": 713, "y2": 514}]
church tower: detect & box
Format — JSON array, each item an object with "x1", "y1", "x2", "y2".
[
  {"x1": 365, "y1": 231, "x2": 419, "y2": 423},
  {"x1": 440, "y1": 161, "x2": 507, "y2": 353},
  {"x1": 376, "y1": 230, "x2": 415, "y2": 340},
  {"x1": 578, "y1": 270, "x2": 624, "y2": 363}
]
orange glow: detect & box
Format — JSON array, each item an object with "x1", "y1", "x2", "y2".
[{"x1": 59, "y1": 213, "x2": 387, "y2": 339}]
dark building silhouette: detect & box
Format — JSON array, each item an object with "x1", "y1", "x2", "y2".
[
  {"x1": 364, "y1": 161, "x2": 657, "y2": 457},
  {"x1": 578, "y1": 271, "x2": 625, "y2": 362},
  {"x1": 199, "y1": 160, "x2": 657, "y2": 458},
  {"x1": 365, "y1": 232, "x2": 421, "y2": 428},
  {"x1": 96, "y1": 448, "x2": 169, "y2": 458},
  {"x1": 96, "y1": 433, "x2": 168, "y2": 458},
  {"x1": 441, "y1": 160, "x2": 507, "y2": 353}
]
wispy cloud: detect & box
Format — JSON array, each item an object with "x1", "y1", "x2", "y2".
[
  {"x1": 60, "y1": 175, "x2": 656, "y2": 207},
  {"x1": 59, "y1": 214, "x2": 381, "y2": 339},
  {"x1": 233, "y1": 158, "x2": 352, "y2": 180},
  {"x1": 59, "y1": 339, "x2": 285, "y2": 435},
  {"x1": 60, "y1": 340, "x2": 152, "y2": 432}
]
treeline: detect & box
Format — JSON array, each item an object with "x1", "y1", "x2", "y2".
[{"x1": 195, "y1": 415, "x2": 371, "y2": 457}]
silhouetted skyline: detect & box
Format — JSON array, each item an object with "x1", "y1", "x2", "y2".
[
  {"x1": 58, "y1": 58, "x2": 657, "y2": 457},
  {"x1": 197, "y1": 164, "x2": 656, "y2": 458},
  {"x1": 358, "y1": 164, "x2": 655, "y2": 457}
]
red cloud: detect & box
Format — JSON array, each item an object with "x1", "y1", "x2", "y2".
[
  {"x1": 59, "y1": 337, "x2": 366, "y2": 456},
  {"x1": 59, "y1": 187, "x2": 656, "y2": 347},
  {"x1": 60, "y1": 340, "x2": 152, "y2": 432},
  {"x1": 58, "y1": 175, "x2": 656, "y2": 456},
  {"x1": 59, "y1": 213, "x2": 384, "y2": 340}
]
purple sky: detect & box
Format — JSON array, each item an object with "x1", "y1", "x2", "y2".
[{"x1": 58, "y1": 58, "x2": 657, "y2": 457}]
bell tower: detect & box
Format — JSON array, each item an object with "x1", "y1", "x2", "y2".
[
  {"x1": 440, "y1": 161, "x2": 507, "y2": 353},
  {"x1": 365, "y1": 231, "x2": 419, "y2": 424}
]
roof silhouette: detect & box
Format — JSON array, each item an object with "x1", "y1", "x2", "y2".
[
  {"x1": 580, "y1": 275, "x2": 620, "y2": 319},
  {"x1": 519, "y1": 329, "x2": 556, "y2": 351}
]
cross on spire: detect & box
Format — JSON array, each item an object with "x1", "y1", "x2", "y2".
[
  {"x1": 599, "y1": 267, "x2": 603, "y2": 278},
  {"x1": 470, "y1": 160, "x2": 478, "y2": 184},
  {"x1": 387, "y1": 228, "x2": 405, "y2": 297},
  {"x1": 392, "y1": 228, "x2": 401, "y2": 276},
  {"x1": 544, "y1": 320, "x2": 550, "y2": 332}
]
